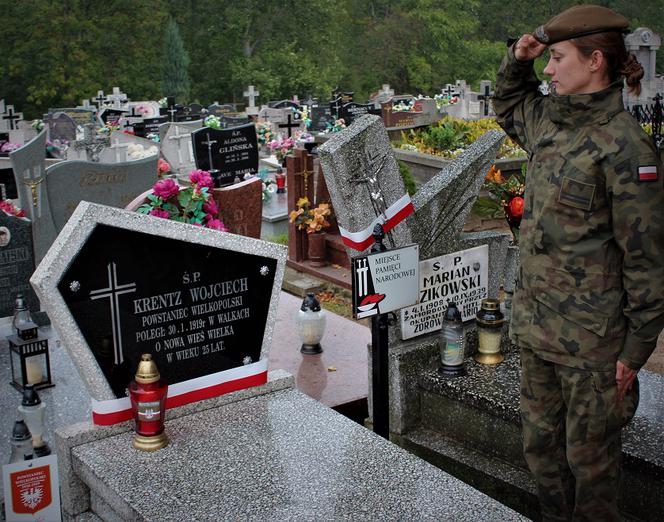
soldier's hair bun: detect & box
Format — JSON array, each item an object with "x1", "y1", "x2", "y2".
[{"x1": 619, "y1": 53, "x2": 644, "y2": 96}]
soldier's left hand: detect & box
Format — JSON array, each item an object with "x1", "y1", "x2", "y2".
[{"x1": 616, "y1": 361, "x2": 638, "y2": 402}]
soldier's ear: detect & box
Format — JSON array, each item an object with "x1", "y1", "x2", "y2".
[{"x1": 589, "y1": 50, "x2": 606, "y2": 73}]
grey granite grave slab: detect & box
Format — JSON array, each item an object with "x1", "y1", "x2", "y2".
[
  {"x1": 318, "y1": 114, "x2": 414, "y2": 256},
  {"x1": 103, "y1": 130, "x2": 159, "y2": 163},
  {"x1": 410, "y1": 129, "x2": 505, "y2": 259},
  {"x1": 44, "y1": 155, "x2": 157, "y2": 235},
  {"x1": 161, "y1": 122, "x2": 201, "y2": 174},
  {"x1": 10, "y1": 128, "x2": 59, "y2": 264},
  {"x1": 70, "y1": 387, "x2": 526, "y2": 521},
  {"x1": 261, "y1": 192, "x2": 288, "y2": 238},
  {"x1": 31, "y1": 202, "x2": 287, "y2": 402},
  {"x1": 158, "y1": 119, "x2": 202, "y2": 149}
]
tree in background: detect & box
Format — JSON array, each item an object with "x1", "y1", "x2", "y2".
[{"x1": 161, "y1": 18, "x2": 191, "y2": 103}]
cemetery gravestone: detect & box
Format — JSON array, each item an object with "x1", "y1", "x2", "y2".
[
  {"x1": 317, "y1": 115, "x2": 414, "y2": 257},
  {"x1": 161, "y1": 123, "x2": 201, "y2": 174},
  {"x1": 208, "y1": 104, "x2": 237, "y2": 117},
  {"x1": 31, "y1": 202, "x2": 286, "y2": 405},
  {"x1": 243, "y1": 86, "x2": 260, "y2": 116},
  {"x1": 10, "y1": 129, "x2": 58, "y2": 263},
  {"x1": 0, "y1": 211, "x2": 40, "y2": 318},
  {"x1": 133, "y1": 116, "x2": 167, "y2": 139},
  {"x1": 47, "y1": 108, "x2": 97, "y2": 128},
  {"x1": 310, "y1": 106, "x2": 335, "y2": 132},
  {"x1": 106, "y1": 131, "x2": 159, "y2": 163},
  {"x1": 339, "y1": 102, "x2": 381, "y2": 126},
  {"x1": 213, "y1": 177, "x2": 263, "y2": 238},
  {"x1": 192, "y1": 124, "x2": 258, "y2": 187},
  {"x1": 0, "y1": 105, "x2": 23, "y2": 132},
  {"x1": 39, "y1": 156, "x2": 157, "y2": 258},
  {"x1": 47, "y1": 113, "x2": 78, "y2": 143},
  {"x1": 99, "y1": 108, "x2": 127, "y2": 126},
  {"x1": 217, "y1": 114, "x2": 250, "y2": 129}
]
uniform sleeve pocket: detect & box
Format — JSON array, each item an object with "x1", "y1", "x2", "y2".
[{"x1": 533, "y1": 291, "x2": 608, "y2": 337}]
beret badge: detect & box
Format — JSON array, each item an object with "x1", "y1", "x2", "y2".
[{"x1": 534, "y1": 25, "x2": 550, "y2": 43}]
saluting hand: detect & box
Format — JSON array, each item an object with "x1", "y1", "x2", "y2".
[
  {"x1": 616, "y1": 360, "x2": 638, "y2": 402},
  {"x1": 514, "y1": 34, "x2": 547, "y2": 62}
]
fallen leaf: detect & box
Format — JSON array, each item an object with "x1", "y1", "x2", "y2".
[{"x1": 327, "y1": 366, "x2": 337, "y2": 372}]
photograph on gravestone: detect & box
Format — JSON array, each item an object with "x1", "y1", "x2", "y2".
[
  {"x1": 58, "y1": 224, "x2": 276, "y2": 397},
  {"x1": 192, "y1": 124, "x2": 258, "y2": 188},
  {"x1": 31, "y1": 203, "x2": 286, "y2": 407}
]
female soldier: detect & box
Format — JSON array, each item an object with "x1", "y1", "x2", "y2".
[{"x1": 493, "y1": 5, "x2": 664, "y2": 521}]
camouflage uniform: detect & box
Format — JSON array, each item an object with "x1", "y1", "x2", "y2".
[{"x1": 494, "y1": 46, "x2": 664, "y2": 521}]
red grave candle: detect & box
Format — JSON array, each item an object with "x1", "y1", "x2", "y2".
[{"x1": 128, "y1": 354, "x2": 169, "y2": 451}]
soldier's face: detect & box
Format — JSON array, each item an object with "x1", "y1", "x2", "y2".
[{"x1": 542, "y1": 41, "x2": 595, "y2": 95}]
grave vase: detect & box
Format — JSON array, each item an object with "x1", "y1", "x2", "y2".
[{"x1": 307, "y1": 232, "x2": 327, "y2": 267}]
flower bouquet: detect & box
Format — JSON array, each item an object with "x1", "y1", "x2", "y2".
[
  {"x1": 256, "y1": 122, "x2": 274, "y2": 145},
  {"x1": 472, "y1": 164, "x2": 525, "y2": 242},
  {"x1": 288, "y1": 197, "x2": 332, "y2": 234},
  {"x1": 157, "y1": 159, "x2": 171, "y2": 177},
  {"x1": 204, "y1": 115, "x2": 222, "y2": 129},
  {"x1": 137, "y1": 169, "x2": 227, "y2": 231},
  {"x1": 268, "y1": 136, "x2": 296, "y2": 163},
  {"x1": 244, "y1": 169, "x2": 276, "y2": 201},
  {"x1": 324, "y1": 119, "x2": 346, "y2": 134}
]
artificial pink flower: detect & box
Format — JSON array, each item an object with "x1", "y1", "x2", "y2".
[
  {"x1": 189, "y1": 169, "x2": 214, "y2": 190},
  {"x1": 153, "y1": 178, "x2": 179, "y2": 200},
  {"x1": 191, "y1": 221, "x2": 203, "y2": 227},
  {"x1": 157, "y1": 158, "x2": 171, "y2": 175},
  {"x1": 203, "y1": 199, "x2": 218, "y2": 217},
  {"x1": 206, "y1": 218, "x2": 228, "y2": 231},
  {"x1": 149, "y1": 208, "x2": 170, "y2": 219}
]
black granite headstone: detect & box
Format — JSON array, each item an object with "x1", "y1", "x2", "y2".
[
  {"x1": 99, "y1": 108, "x2": 127, "y2": 126},
  {"x1": 268, "y1": 100, "x2": 300, "y2": 110},
  {"x1": 0, "y1": 167, "x2": 17, "y2": 199},
  {"x1": 217, "y1": 114, "x2": 250, "y2": 129},
  {"x1": 0, "y1": 211, "x2": 40, "y2": 318},
  {"x1": 310, "y1": 106, "x2": 335, "y2": 132},
  {"x1": 57, "y1": 224, "x2": 277, "y2": 398},
  {"x1": 339, "y1": 102, "x2": 381, "y2": 125},
  {"x1": 192, "y1": 124, "x2": 258, "y2": 188}
]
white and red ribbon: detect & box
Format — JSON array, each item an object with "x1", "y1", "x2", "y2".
[
  {"x1": 91, "y1": 359, "x2": 268, "y2": 426},
  {"x1": 338, "y1": 194, "x2": 415, "y2": 251}
]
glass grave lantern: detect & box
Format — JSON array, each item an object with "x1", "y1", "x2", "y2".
[
  {"x1": 439, "y1": 301, "x2": 466, "y2": 377},
  {"x1": 18, "y1": 385, "x2": 51, "y2": 457},
  {"x1": 297, "y1": 293, "x2": 327, "y2": 355},
  {"x1": 7, "y1": 294, "x2": 54, "y2": 391},
  {"x1": 474, "y1": 299, "x2": 505, "y2": 365}
]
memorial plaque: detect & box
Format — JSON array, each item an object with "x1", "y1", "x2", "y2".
[
  {"x1": 400, "y1": 245, "x2": 488, "y2": 340},
  {"x1": 31, "y1": 203, "x2": 286, "y2": 407},
  {"x1": 192, "y1": 124, "x2": 258, "y2": 188},
  {"x1": 57, "y1": 224, "x2": 276, "y2": 396}
]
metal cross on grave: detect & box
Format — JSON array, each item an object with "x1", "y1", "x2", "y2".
[
  {"x1": 286, "y1": 149, "x2": 316, "y2": 262},
  {"x1": 89, "y1": 261, "x2": 137, "y2": 366},
  {"x1": 330, "y1": 97, "x2": 342, "y2": 119},
  {"x1": 278, "y1": 113, "x2": 300, "y2": 138},
  {"x1": 2, "y1": 105, "x2": 23, "y2": 131},
  {"x1": 477, "y1": 81, "x2": 494, "y2": 117},
  {"x1": 73, "y1": 123, "x2": 111, "y2": 162}
]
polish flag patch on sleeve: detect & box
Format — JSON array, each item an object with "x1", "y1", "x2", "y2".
[{"x1": 637, "y1": 165, "x2": 658, "y2": 182}]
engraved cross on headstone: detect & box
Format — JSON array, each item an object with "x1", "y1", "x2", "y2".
[
  {"x1": 109, "y1": 136, "x2": 130, "y2": 162},
  {"x1": 89, "y1": 261, "x2": 137, "y2": 366},
  {"x1": 201, "y1": 132, "x2": 218, "y2": 174},
  {"x1": 441, "y1": 84, "x2": 459, "y2": 98},
  {"x1": 94, "y1": 90, "x2": 106, "y2": 110}
]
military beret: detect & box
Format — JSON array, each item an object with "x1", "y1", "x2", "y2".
[{"x1": 533, "y1": 5, "x2": 629, "y2": 45}]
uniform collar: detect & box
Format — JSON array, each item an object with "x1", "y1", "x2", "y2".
[{"x1": 547, "y1": 80, "x2": 625, "y2": 126}]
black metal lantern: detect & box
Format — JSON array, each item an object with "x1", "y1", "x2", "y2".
[{"x1": 7, "y1": 294, "x2": 53, "y2": 392}]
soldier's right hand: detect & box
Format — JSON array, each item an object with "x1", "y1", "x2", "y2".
[{"x1": 514, "y1": 34, "x2": 547, "y2": 62}]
